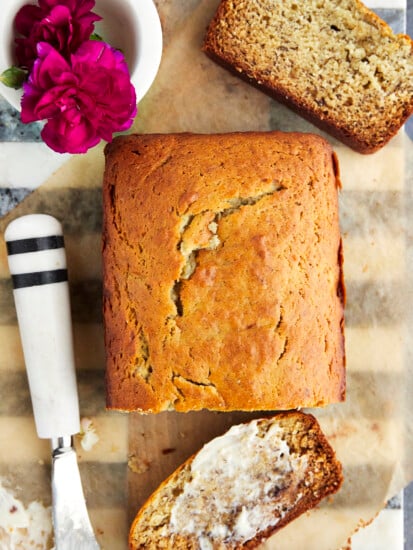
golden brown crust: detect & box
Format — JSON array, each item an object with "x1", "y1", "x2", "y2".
[
  {"x1": 129, "y1": 411, "x2": 344, "y2": 549},
  {"x1": 202, "y1": 0, "x2": 413, "y2": 154},
  {"x1": 103, "y1": 132, "x2": 345, "y2": 413}
]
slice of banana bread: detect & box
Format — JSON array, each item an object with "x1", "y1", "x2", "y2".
[
  {"x1": 129, "y1": 411, "x2": 343, "y2": 549},
  {"x1": 203, "y1": 0, "x2": 413, "y2": 153}
]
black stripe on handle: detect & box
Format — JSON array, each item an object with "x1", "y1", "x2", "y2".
[
  {"x1": 12, "y1": 269, "x2": 68, "y2": 289},
  {"x1": 6, "y1": 235, "x2": 64, "y2": 255}
]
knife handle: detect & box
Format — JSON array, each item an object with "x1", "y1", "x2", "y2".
[{"x1": 5, "y1": 214, "x2": 80, "y2": 439}]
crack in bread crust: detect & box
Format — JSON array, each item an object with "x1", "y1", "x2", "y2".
[{"x1": 171, "y1": 184, "x2": 284, "y2": 318}]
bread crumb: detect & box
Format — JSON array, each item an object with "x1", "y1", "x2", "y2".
[
  {"x1": 128, "y1": 454, "x2": 152, "y2": 474},
  {"x1": 78, "y1": 417, "x2": 99, "y2": 451}
]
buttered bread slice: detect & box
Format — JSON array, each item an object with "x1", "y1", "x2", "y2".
[{"x1": 129, "y1": 411, "x2": 343, "y2": 549}]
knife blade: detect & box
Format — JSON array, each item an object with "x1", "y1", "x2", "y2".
[
  {"x1": 52, "y1": 436, "x2": 99, "y2": 549},
  {"x1": 5, "y1": 214, "x2": 100, "y2": 550}
]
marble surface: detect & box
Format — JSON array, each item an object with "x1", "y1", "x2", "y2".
[
  {"x1": 0, "y1": 1, "x2": 412, "y2": 548},
  {"x1": 0, "y1": 97, "x2": 41, "y2": 142}
]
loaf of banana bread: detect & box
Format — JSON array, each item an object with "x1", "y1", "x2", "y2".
[{"x1": 102, "y1": 131, "x2": 345, "y2": 413}]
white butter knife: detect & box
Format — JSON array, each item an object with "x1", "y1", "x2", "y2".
[{"x1": 5, "y1": 214, "x2": 100, "y2": 550}]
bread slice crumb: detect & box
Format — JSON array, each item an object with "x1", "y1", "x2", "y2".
[
  {"x1": 129, "y1": 411, "x2": 343, "y2": 549},
  {"x1": 203, "y1": 0, "x2": 413, "y2": 153}
]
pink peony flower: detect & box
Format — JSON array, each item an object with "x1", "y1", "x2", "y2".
[
  {"x1": 21, "y1": 41, "x2": 137, "y2": 154},
  {"x1": 14, "y1": 0, "x2": 101, "y2": 71}
]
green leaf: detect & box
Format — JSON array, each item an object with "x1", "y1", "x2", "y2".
[
  {"x1": 0, "y1": 66, "x2": 28, "y2": 89},
  {"x1": 90, "y1": 32, "x2": 103, "y2": 41}
]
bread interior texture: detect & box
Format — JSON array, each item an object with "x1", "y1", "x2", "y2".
[
  {"x1": 130, "y1": 414, "x2": 343, "y2": 549},
  {"x1": 204, "y1": 0, "x2": 413, "y2": 150}
]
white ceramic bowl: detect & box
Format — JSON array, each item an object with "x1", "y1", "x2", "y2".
[{"x1": 0, "y1": 0, "x2": 163, "y2": 111}]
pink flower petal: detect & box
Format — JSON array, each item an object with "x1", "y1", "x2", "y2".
[
  {"x1": 42, "y1": 114, "x2": 100, "y2": 153},
  {"x1": 20, "y1": 40, "x2": 136, "y2": 154},
  {"x1": 14, "y1": 5, "x2": 43, "y2": 35},
  {"x1": 14, "y1": 0, "x2": 101, "y2": 69}
]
